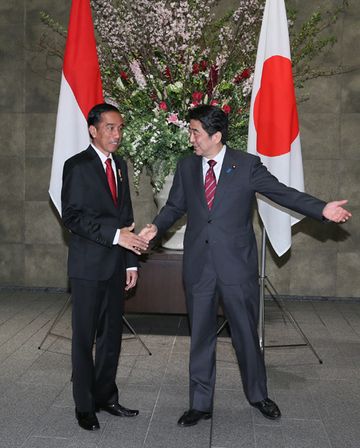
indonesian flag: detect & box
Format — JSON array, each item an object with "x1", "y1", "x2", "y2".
[
  {"x1": 49, "y1": 0, "x2": 104, "y2": 215},
  {"x1": 247, "y1": 0, "x2": 304, "y2": 256}
]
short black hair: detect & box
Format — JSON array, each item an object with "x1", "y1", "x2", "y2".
[
  {"x1": 87, "y1": 103, "x2": 121, "y2": 128},
  {"x1": 188, "y1": 105, "x2": 228, "y2": 144}
]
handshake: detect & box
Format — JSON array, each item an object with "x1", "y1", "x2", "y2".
[{"x1": 118, "y1": 223, "x2": 158, "y2": 255}]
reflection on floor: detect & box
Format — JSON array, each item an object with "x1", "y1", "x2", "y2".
[{"x1": 0, "y1": 290, "x2": 360, "y2": 447}]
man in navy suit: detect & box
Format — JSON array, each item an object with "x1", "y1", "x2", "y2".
[
  {"x1": 61, "y1": 103, "x2": 148, "y2": 430},
  {"x1": 140, "y1": 105, "x2": 351, "y2": 426}
]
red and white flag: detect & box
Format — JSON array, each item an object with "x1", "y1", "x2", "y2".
[
  {"x1": 247, "y1": 0, "x2": 304, "y2": 256},
  {"x1": 49, "y1": 0, "x2": 104, "y2": 215}
]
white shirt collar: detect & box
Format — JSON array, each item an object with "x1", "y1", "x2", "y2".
[
  {"x1": 202, "y1": 144, "x2": 226, "y2": 168},
  {"x1": 91, "y1": 143, "x2": 114, "y2": 166}
]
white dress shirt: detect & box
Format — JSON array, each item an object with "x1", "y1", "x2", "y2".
[
  {"x1": 202, "y1": 145, "x2": 226, "y2": 183},
  {"x1": 91, "y1": 144, "x2": 137, "y2": 271}
]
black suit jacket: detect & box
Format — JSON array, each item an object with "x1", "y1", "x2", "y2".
[
  {"x1": 154, "y1": 147, "x2": 326, "y2": 286},
  {"x1": 61, "y1": 145, "x2": 137, "y2": 281}
]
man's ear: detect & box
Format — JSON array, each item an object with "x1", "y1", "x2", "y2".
[
  {"x1": 212, "y1": 131, "x2": 222, "y2": 144},
  {"x1": 89, "y1": 125, "x2": 97, "y2": 139}
]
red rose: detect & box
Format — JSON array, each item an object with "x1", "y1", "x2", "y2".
[
  {"x1": 120, "y1": 71, "x2": 128, "y2": 81},
  {"x1": 164, "y1": 66, "x2": 172, "y2": 80},
  {"x1": 233, "y1": 73, "x2": 242, "y2": 84},
  {"x1": 159, "y1": 101, "x2": 168, "y2": 111},
  {"x1": 207, "y1": 65, "x2": 218, "y2": 96},
  {"x1": 192, "y1": 91, "x2": 203, "y2": 102},
  {"x1": 200, "y1": 60, "x2": 207, "y2": 71},
  {"x1": 192, "y1": 63, "x2": 200, "y2": 75},
  {"x1": 190, "y1": 101, "x2": 199, "y2": 108},
  {"x1": 222, "y1": 104, "x2": 231, "y2": 114},
  {"x1": 241, "y1": 68, "x2": 251, "y2": 79},
  {"x1": 233, "y1": 68, "x2": 251, "y2": 84},
  {"x1": 210, "y1": 99, "x2": 219, "y2": 106}
]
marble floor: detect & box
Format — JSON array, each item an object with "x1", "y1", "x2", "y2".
[{"x1": 0, "y1": 289, "x2": 360, "y2": 448}]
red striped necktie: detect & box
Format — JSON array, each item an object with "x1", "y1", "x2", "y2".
[
  {"x1": 105, "y1": 158, "x2": 118, "y2": 206},
  {"x1": 204, "y1": 159, "x2": 217, "y2": 210}
]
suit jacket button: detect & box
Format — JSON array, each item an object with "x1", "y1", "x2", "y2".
[
  {"x1": 205, "y1": 240, "x2": 208, "y2": 244},
  {"x1": 208, "y1": 220, "x2": 212, "y2": 223}
]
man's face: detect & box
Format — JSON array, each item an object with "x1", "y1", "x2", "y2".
[
  {"x1": 89, "y1": 111, "x2": 124, "y2": 156},
  {"x1": 188, "y1": 119, "x2": 222, "y2": 158}
]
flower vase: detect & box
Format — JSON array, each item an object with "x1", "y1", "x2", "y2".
[{"x1": 154, "y1": 174, "x2": 186, "y2": 250}]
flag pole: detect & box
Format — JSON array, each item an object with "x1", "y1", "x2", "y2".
[
  {"x1": 257, "y1": 225, "x2": 323, "y2": 363},
  {"x1": 258, "y1": 226, "x2": 267, "y2": 352}
]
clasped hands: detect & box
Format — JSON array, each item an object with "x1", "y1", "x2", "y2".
[
  {"x1": 118, "y1": 223, "x2": 158, "y2": 255},
  {"x1": 120, "y1": 199, "x2": 353, "y2": 256}
]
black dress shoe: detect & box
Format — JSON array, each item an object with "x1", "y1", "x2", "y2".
[
  {"x1": 177, "y1": 409, "x2": 212, "y2": 427},
  {"x1": 251, "y1": 398, "x2": 281, "y2": 420},
  {"x1": 75, "y1": 409, "x2": 100, "y2": 430},
  {"x1": 95, "y1": 402, "x2": 139, "y2": 417}
]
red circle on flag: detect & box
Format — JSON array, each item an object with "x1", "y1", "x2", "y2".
[{"x1": 254, "y1": 55, "x2": 299, "y2": 157}]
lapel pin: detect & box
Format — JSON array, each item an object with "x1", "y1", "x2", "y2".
[
  {"x1": 226, "y1": 165, "x2": 236, "y2": 174},
  {"x1": 118, "y1": 168, "x2": 123, "y2": 182}
]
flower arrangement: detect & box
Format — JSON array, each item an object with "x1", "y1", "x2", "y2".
[
  {"x1": 39, "y1": 0, "x2": 349, "y2": 191},
  {"x1": 91, "y1": 0, "x2": 264, "y2": 191}
]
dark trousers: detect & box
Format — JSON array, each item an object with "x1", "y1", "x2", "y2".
[
  {"x1": 185, "y1": 252, "x2": 267, "y2": 412},
  {"x1": 70, "y1": 269, "x2": 124, "y2": 412}
]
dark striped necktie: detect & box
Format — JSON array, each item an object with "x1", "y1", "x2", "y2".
[{"x1": 204, "y1": 159, "x2": 217, "y2": 210}]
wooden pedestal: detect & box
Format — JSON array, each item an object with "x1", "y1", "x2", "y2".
[{"x1": 124, "y1": 249, "x2": 186, "y2": 314}]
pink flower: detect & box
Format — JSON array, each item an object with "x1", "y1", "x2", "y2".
[
  {"x1": 222, "y1": 104, "x2": 231, "y2": 114},
  {"x1": 210, "y1": 99, "x2": 219, "y2": 106},
  {"x1": 159, "y1": 101, "x2": 168, "y2": 111},
  {"x1": 129, "y1": 60, "x2": 147, "y2": 88},
  {"x1": 167, "y1": 113, "x2": 179, "y2": 124},
  {"x1": 192, "y1": 91, "x2": 203, "y2": 102}
]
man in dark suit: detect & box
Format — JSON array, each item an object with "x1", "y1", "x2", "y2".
[
  {"x1": 140, "y1": 105, "x2": 351, "y2": 426},
  {"x1": 61, "y1": 103, "x2": 149, "y2": 431}
]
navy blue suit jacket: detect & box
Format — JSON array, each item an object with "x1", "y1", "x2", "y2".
[
  {"x1": 61, "y1": 145, "x2": 137, "y2": 281},
  {"x1": 154, "y1": 147, "x2": 326, "y2": 286}
]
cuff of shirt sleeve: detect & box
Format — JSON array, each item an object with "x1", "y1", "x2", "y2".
[{"x1": 113, "y1": 229, "x2": 120, "y2": 245}]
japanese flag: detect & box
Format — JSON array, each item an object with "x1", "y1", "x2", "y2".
[{"x1": 247, "y1": 0, "x2": 304, "y2": 256}]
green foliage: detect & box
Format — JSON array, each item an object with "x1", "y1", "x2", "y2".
[
  {"x1": 38, "y1": 0, "x2": 349, "y2": 191},
  {"x1": 39, "y1": 11, "x2": 67, "y2": 38},
  {"x1": 287, "y1": 0, "x2": 350, "y2": 88}
]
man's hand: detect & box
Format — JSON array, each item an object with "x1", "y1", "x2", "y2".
[
  {"x1": 322, "y1": 200, "x2": 352, "y2": 223},
  {"x1": 139, "y1": 224, "x2": 158, "y2": 242},
  {"x1": 125, "y1": 269, "x2": 138, "y2": 291},
  {"x1": 118, "y1": 223, "x2": 148, "y2": 255}
]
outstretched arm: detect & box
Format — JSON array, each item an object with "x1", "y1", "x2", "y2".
[{"x1": 322, "y1": 200, "x2": 352, "y2": 223}]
